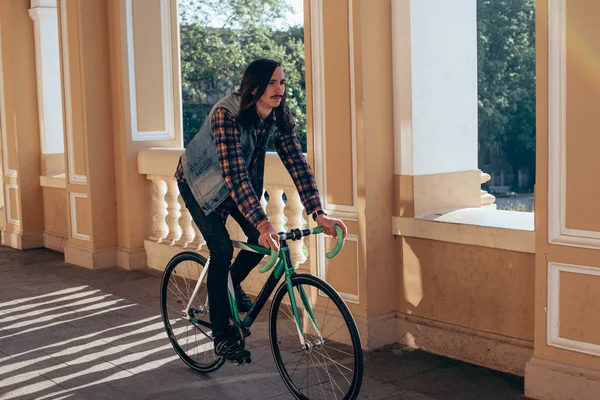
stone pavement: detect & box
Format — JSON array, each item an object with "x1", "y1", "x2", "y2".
[{"x1": 0, "y1": 247, "x2": 528, "y2": 399}]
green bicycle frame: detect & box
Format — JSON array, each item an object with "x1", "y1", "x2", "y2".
[
  {"x1": 188, "y1": 225, "x2": 344, "y2": 344},
  {"x1": 231, "y1": 225, "x2": 344, "y2": 343}
]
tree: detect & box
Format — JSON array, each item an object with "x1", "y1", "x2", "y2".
[
  {"x1": 477, "y1": 0, "x2": 536, "y2": 190},
  {"x1": 179, "y1": 0, "x2": 307, "y2": 150}
]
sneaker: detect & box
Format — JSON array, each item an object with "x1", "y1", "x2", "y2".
[
  {"x1": 214, "y1": 332, "x2": 251, "y2": 363},
  {"x1": 234, "y1": 284, "x2": 252, "y2": 313}
]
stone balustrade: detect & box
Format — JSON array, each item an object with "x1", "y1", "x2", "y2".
[
  {"x1": 480, "y1": 170, "x2": 496, "y2": 207},
  {"x1": 138, "y1": 148, "x2": 309, "y2": 272}
]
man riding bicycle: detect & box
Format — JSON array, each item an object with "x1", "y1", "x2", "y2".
[{"x1": 175, "y1": 58, "x2": 347, "y2": 362}]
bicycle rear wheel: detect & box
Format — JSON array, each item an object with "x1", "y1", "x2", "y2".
[
  {"x1": 269, "y1": 274, "x2": 363, "y2": 399},
  {"x1": 160, "y1": 251, "x2": 225, "y2": 372}
]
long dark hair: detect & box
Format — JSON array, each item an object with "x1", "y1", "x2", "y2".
[{"x1": 236, "y1": 58, "x2": 293, "y2": 131}]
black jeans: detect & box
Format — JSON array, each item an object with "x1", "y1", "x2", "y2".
[{"x1": 178, "y1": 181, "x2": 264, "y2": 338}]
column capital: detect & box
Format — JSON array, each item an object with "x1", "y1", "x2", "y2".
[
  {"x1": 28, "y1": 7, "x2": 57, "y2": 22},
  {"x1": 30, "y1": 0, "x2": 57, "y2": 9}
]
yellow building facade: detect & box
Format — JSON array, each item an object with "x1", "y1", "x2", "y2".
[{"x1": 0, "y1": 0, "x2": 597, "y2": 398}]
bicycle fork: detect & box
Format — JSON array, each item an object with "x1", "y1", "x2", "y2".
[
  {"x1": 283, "y1": 256, "x2": 324, "y2": 350},
  {"x1": 183, "y1": 257, "x2": 240, "y2": 325},
  {"x1": 183, "y1": 258, "x2": 211, "y2": 320}
]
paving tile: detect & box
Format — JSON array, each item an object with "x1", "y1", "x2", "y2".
[
  {"x1": 65, "y1": 309, "x2": 137, "y2": 329},
  {"x1": 0, "y1": 330, "x2": 65, "y2": 357},
  {"x1": 0, "y1": 247, "x2": 528, "y2": 400},
  {"x1": 0, "y1": 287, "x2": 29, "y2": 304},
  {"x1": 104, "y1": 368, "x2": 216, "y2": 399},
  {"x1": 39, "y1": 382, "x2": 131, "y2": 400},
  {"x1": 0, "y1": 352, "x2": 68, "y2": 383},
  {"x1": 113, "y1": 303, "x2": 159, "y2": 320},
  {"x1": 371, "y1": 355, "x2": 525, "y2": 400},
  {"x1": 39, "y1": 360, "x2": 134, "y2": 392},
  {"x1": 0, "y1": 373, "x2": 59, "y2": 400}
]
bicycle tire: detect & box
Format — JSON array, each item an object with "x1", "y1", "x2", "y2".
[
  {"x1": 269, "y1": 274, "x2": 364, "y2": 399},
  {"x1": 160, "y1": 251, "x2": 225, "y2": 373}
]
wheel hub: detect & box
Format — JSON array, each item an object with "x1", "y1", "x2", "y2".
[
  {"x1": 184, "y1": 306, "x2": 208, "y2": 319},
  {"x1": 301, "y1": 337, "x2": 325, "y2": 353}
]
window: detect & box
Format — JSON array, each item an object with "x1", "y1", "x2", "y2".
[
  {"x1": 477, "y1": 0, "x2": 536, "y2": 212},
  {"x1": 179, "y1": 0, "x2": 307, "y2": 151}
]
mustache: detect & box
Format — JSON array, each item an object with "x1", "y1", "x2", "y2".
[{"x1": 272, "y1": 95, "x2": 283, "y2": 98}]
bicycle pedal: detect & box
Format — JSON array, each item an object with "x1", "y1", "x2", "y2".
[{"x1": 231, "y1": 357, "x2": 251, "y2": 366}]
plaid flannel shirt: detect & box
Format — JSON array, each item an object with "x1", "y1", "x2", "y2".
[{"x1": 176, "y1": 106, "x2": 322, "y2": 230}]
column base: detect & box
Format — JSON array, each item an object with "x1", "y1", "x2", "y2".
[
  {"x1": 355, "y1": 312, "x2": 533, "y2": 375},
  {"x1": 354, "y1": 312, "x2": 398, "y2": 350},
  {"x1": 525, "y1": 357, "x2": 600, "y2": 400},
  {"x1": 64, "y1": 244, "x2": 117, "y2": 269},
  {"x1": 43, "y1": 231, "x2": 68, "y2": 253},
  {"x1": 117, "y1": 247, "x2": 147, "y2": 270},
  {"x1": 2, "y1": 229, "x2": 44, "y2": 250}
]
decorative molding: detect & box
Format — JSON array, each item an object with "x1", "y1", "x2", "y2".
[
  {"x1": 347, "y1": 0, "x2": 358, "y2": 216},
  {"x1": 311, "y1": 0, "x2": 360, "y2": 285},
  {"x1": 547, "y1": 0, "x2": 600, "y2": 249},
  {"x1": 547, "y1": 262, "x2": 600, "y2": 357},
  {"x1": 125, "y1": 0, "x2": 175, "y2": 141},
  {"x1": 310, "y1": 0, "x2": 326, "y2": 202},
  {"x1": 0, "y1": 23, "x2": 16, "y2": 178},
  {"x1": 59, "y1": 0, "x2": 87, "y2": 185},
  {"x1": 4, "y1": 184, "x2": 19, "y2": 226},
  {"x1": 317, "y1": 233, "x2": 359, "y2": 304},
  {"x1": 310, "y1": 0, "x2": 358, "y2": 216},
  {"x1": 69, "y1": 192, "x2": 90, "y2": 241}
]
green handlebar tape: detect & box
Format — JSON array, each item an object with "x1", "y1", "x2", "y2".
[
  {"x1": 258, "y1": 248, "x2": 279, "y2": 273},
  {"x1": 312, "y1": 226, "x2": 345, "y2": 258},
  {"x1": 256, "y1": 225, "x2": 345, "y2": 273},
  {"x1": 326, "y1": 225, "x2": 345, "y2": 259}
]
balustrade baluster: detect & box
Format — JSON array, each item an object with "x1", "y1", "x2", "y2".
[
  {"x1": 176, "y1": 196, "x2": 195, "y2": 248},
  {"x1": 266, "y1": 188, "x2": 286, "y2": 233},
  {"x1": 164, "y1": 179, "x2": 182, "y2": 244},
  {"x1": 285, "y1": 189, "x2": 307, "y2": 267},
  {"x1": 149, "y1": 176, "x2": 168, "y2": 242}
]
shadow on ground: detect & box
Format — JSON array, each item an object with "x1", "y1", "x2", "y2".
[{"x1": 0, "y1": 247, "x2": 527, "y2": 399}]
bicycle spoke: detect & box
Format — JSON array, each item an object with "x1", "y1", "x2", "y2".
[
  {"x1": 316, "y1": 347, "x2": 353, "y2": 382},
  {"x1": 161, "y1": 253, "x2": 222, "y2": 372},
  {"x1": 315, "y1": 350, "x2": 345, "y2": 396},
  {"x1": 308, "y1": 352, "x2": 328, "y2": 399},
  {"x1": 324, "y1": 344, "x2": 353, "y2": 357},
  {"x1": 272, "y1": 275, "x2": 362, "y2": 399}
]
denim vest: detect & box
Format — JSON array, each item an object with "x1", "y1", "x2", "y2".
[{"x1": 181, "y1": 94, "x2": 278, "y2": 215}]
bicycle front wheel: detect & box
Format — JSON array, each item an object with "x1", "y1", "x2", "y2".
[
  {"x1": 160, "y1": 251, "x2": 225, "y2": 373},
  {"x1": 269, "y1": 274, "x2": 363, "y2": 400}
]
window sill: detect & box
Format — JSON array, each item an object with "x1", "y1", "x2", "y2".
[
  {"x1": 392, "y1": 207, "x2": 535, "y2": 253},
  {"x1": 40, "y1": 174, "x2": 66, "y2": 189}
]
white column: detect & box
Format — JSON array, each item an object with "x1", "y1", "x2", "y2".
[
  {"x1": 29, "y1": 0, "x2": 65, "y2": 176},
  {"x1": 392, "y1": 0, "x2": 478, "y2": 176}
]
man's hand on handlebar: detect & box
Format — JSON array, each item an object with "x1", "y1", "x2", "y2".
[
  {"x1": 316, "y1": 214, "x2": 348, "y2": 238},
  {"x1": 258, "y1": 223, "x2": 280, "y2": 252}
]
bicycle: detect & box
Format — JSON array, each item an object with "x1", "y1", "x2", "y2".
[{"x1": 160, "y1": 224, "x2": 364, "y2": 400}]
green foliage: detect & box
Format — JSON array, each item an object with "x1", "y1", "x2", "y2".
[
  {"x1": 179, "y1": 0, "x2": 306, "y2": 150},
  {"x1": 477, "y1": 0, "x2": 536, "y2": 187}
]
